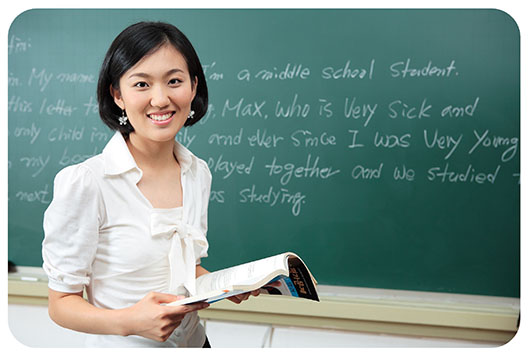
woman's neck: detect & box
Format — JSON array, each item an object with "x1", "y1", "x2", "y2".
[{"x1": 126, "y1": 133, "x2": 177, "y2": 171}]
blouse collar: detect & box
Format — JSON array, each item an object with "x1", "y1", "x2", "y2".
[{"x1": 102, "y1": 131, "x2": 198, "y2": 178}]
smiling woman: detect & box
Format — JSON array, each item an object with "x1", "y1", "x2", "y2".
[
  {"x1": 41, "y1": 21, "x2": 258, "y2": 348},
  {"x1": 110, "y1": 45, "x2": 198, "y2": 143},
  {"x1": 97, "y1": 22, "x2": 208, "y2": 133}
]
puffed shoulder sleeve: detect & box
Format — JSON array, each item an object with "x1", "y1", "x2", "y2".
[
  {"x1": 42, "y1": 164, "x2": 102, "y2": 293},
  {"x1": 195, "y1": 158, "x2": 212, "y2": 265}
]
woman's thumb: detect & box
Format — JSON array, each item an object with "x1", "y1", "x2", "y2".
[{"x1": 150, "y1": 292, "x2": 185, "y2": 304}]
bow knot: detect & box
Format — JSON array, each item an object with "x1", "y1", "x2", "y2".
[{"x1": 150, "y1": 211, "x2": 208, "y2": 295}]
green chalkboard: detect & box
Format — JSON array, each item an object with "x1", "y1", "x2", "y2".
[{"x1": 8, "y1": 9, "x2": 520, "y2": 297}]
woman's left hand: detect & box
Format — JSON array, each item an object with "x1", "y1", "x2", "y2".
[
  {"x1": 226, "y1": 289, "x2": 260, "y2": 304},
  {"x1": 226, "y1": 281, "x2": 282, "y2": 304}
]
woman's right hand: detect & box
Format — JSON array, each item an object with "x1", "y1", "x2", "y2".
[{"x1": 120, "y1": 291, "x2": 209, "y2": 342}]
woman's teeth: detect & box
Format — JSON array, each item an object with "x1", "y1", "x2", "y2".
[{"x1": 148, "y1": 112, "x2": 173, "y2": 121}]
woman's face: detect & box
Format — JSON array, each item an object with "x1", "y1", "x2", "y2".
[{"x1": 112, "y1": 43, "x2": 197, "y2": 144}]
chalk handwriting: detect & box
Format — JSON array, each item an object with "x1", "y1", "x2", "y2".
[
  {"x1": 389, "y1": 59, "x2": 457, "y2": 78},
  {"x1": 237, "y1": 63, "x2": 310, "y2": 81},
  {"x1": 15, "y1": 184, "x2": 51, "y2": 204},
  {"x1": 28, "y1": 68, "x2": 96, "y2": 92},
  {"x1": 427, "y1": 164, "x2": 501, "y2": 184},
  {"x1": 239, "y1": 184, "x2": 306, "y2": 216},
  {"x1": 8, "y1": 35, "x2": 31, "y2": 55},
  {"x1": 9, "y1": 72, "x2": 21, "y2": 87},
  {"x1": 90, "y1": 127, "x2": 110, "y2": 143},
  {"x1": 19, "y1": 155, "x2": 50, "y2": 177},
  {"x1": 175, "y1": 128, "x2": 196, "y2": 148},
  {"x1": 207, "y1": 154, "x2": 255, "y2": 179},
  {"x1": 351, "y1": 163, "x2": 384, "y2": 180},
  {"x1": 223, "y1": 98, "x2": 267, "y2": 118},
  {"x1": 290, "y1": 130, "x2": 337, "y2": 148},
  {"x1": 468, "y1": 130, "x2": 519, "y2": 162},
  {"x1": 321, "y1": 59, "x2": 375, "y2": 80},
  {"x1": 347, "y1": 130, "x2": 365, "y2": 149},
  {"x1": 318, "y1": 99, "x2": 333, "y2": 118},
  {"x1": 374, "y1": 132, "x2": 411, "y2": 148},
  {"x1": 48, "y1": 126, "x2": 84, "y2": 142},
  {"x1": 13, "y1": 123, "x2": 41, "y2": 144},
  {"x1": 210, "y1": 190, "x2": 226, "y2": 203},
  {"x1": 441, "y1": 97, "x2": 480, "y2": 118},
  {"x1": 344, "y1": 97, "x2": 377, "y2": 127},
  {"x1": 83, "y1": 96, "x2": 99, "y2": 116},
  {"x1": 56, "y1": 72, "x2": 95, "y2": 84},
  {"x1": 8, "y1": 96, "x2": 32, "y2": 113},
  {"x1": 264, "y1": 154, "x2": 340, "y2": 186},
  {"x1": 275, "y1": 94, "x2": 310, "y2": 118},
  {"x1": 256, "y1": 64, "x2": 310, "y2": 81},
  {"x1": 393, "y1": 165, "x2": 415, "y2": 181},
  {"x1": 203, "y1": 61, "x2": 224, "y2": 81},
  {"x1": 28, "y1": 68, "x2": 53, "y2": 92},
  {"x1": 423, "y1": 129, "x2": 462, "y2": 160},
  {"x1": 388, "y1": 99, "x2": 432, "y2": 119},
  {"x1": 208, "y1": 128, "x2": 243, "y2": 146},
  {"x1": 58, "y1": 146, "x2": 99, "y2": 167},
  {"x1": 39, "y1": 98, "x2": 77, "y2": 117},
  {"x1": 248, "y1": 129, "x2": 284, "y2": 148}
]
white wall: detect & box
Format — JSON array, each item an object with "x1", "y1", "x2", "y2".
[{"x1": 8, "y1": 303, "x2": 496, "y2": 348}]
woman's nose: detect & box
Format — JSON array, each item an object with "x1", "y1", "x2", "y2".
[{"x1": 150, "y1": 85, "x2": 170, "y2": 107}]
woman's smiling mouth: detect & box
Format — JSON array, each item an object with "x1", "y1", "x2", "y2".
[{"x1": 147, "y1": 111, "x2": 175, "y2": 125}]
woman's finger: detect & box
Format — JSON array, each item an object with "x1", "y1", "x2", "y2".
[
  {"x1": 268, "y1": 280, "x2": 282, "y2": 287},
  {"x1": 228, "y1": 296, "x2": 242, "y2": 304},
  {"x1": 164, "y1": 301, "x2": 209, "y2": 317}
]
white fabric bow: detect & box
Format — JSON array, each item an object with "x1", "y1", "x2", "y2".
[{"x1": 150, "y1": 211, "x2": 208, "y2": 295}]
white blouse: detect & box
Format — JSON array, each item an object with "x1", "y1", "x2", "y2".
[{"x1": 42, "y1": 131, "x2": 212, "y2": 347}]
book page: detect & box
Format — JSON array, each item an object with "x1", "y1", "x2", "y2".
[{"x1": 196, "y1": 253, "x2": 288, "y2": 294}]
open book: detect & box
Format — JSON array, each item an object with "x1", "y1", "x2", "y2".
[{"x1": 168, "y1": 252, "x2": 319, "y2": 306}]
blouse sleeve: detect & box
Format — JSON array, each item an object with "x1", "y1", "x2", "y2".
[
  {"x1": 195, "y1": 158, "x2": 212, "y2": 265},
  {"x1": 42, "y1": 164, "x2": 102, "y2": 293}
]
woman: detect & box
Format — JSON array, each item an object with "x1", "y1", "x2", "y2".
[{"x1": 42, "y1": 21, "x2": 258, "y2": 348}]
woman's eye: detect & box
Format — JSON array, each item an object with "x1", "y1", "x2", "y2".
[
  {"x1": 169, "y1": 78, "x2": 182, "y2": 85},
  {"x1": 134, "y1": 82, "x2": 148, "y2": 88}
]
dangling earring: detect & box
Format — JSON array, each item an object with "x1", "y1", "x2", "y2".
[
  {"x1": 187, "y1": 110, "x2": 195, "y2": 120},
  {"x1": 119, "y1": 110, "x2": 128, "y2": 125}
]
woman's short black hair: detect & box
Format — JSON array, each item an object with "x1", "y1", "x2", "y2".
[{"x1": 97, "y1": 21, "x2": 208, "y2": 134}]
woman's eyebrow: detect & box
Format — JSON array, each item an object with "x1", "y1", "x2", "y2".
[{"x1": 128, "y1": 68, "x2": 185, "y2": 79}]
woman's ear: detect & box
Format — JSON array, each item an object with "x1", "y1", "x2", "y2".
[
  {"x1": 109, "y1": 84, "x2": 124, "y2": 110},
  {"x1": 191, "y1": 76, "x2": 198, "y2": 101}
]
